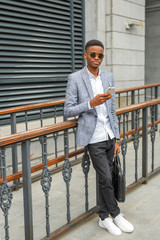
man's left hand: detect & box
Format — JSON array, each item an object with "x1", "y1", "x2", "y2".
[{"x1": 114, "y1": 142, "x2": 120, "y2": 157}]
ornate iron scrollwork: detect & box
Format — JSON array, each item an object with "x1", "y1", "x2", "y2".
[
  {"x1": 0, "y1": 147, "x2": 13, "y2": 240},
  {"x1": 82, "y1": 149, "x2": 90, "y2": 176},
  {"x1": 121, "y1": 138, "x2": 127, "y2": 156},
  {"x1": 150, "y1": 106, "x2": 156, "y2": 143},
  {"x1": 62, "y1": 161, "x2": 72, "y2": 184},
  {"x1": 81, "y1": 148, "x2": 90, "y2": 212},
  {"x1": 121, "y1": 114, "x2": 127, "y2": 175},
  {"x1": 133, "y1": 110, "x2": 140, "y2": 151},
  {"x1": 133, "y1": 131, "x2": 139, "y2": 151},
  {"x1": 133, "y1": 110, "x2": 140, "y2": 182},
  {"x1": 62, "y1": 160, "x2": 72, "y2": 223},
  {"x1": 39, "y1": 135, "x2": 52, "y2": 238},
  {"x1": 62, "y1": 129, "x2": 72, "y2": 223},
  {"x1": 150, "y1": 106, "x2": 156, "y2": 171},
  {"x1": 41, "y1": 167, "x2": 52, "y2": 194},
  {"x1": 0, "y1": 183, "x2": 13, "y2": 214}
]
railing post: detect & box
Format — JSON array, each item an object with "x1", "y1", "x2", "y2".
[
  {"x1": 142, "y1": 107, "x2": 148, "y2": 183},
  {"x1": 21, "y1": 140, "x2": 33, "y2": 240},
  {"x1": 150, "y1": 106, "x2": 156, "y2": 172},
  {"x1": 0, "y1": 147, "x2": 13, "y2": 240},
  {"x1": 154, "y1": 86, "x2": 158, "y2": 130},
  {"x1": 40, "y1": 135, "x2": 52, "y2": 238},
  {"x1": 131, "y1": 91, "x2": 135, "y2": 130},
  {"x1": 62, "y1": 115, "x2": 72, "y2": 224},
  {"x1": 81, "y1": 147, "x2": 90, "y2": 212},
  {"x1": 11, "y1": 113, "x2": 19, "y2": 189},
  {"x1": 96, "y1": 173, "x2": 100, "y2": 206}
]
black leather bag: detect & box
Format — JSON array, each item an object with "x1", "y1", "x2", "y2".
[{"x1": 112, "y1": 153, "x2": 126, "y2": 202}]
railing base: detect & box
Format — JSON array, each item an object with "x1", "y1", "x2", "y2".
[
  {"x1": 41, "y1": 206, "x2": 99, "y2": 240},
  {"x1": 126, "y1": 166, "x2": 160, "y2": 193}
]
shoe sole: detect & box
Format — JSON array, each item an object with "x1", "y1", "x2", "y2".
[{"x1": 113, "y1": 222, "x2": 134, "y2": 233}]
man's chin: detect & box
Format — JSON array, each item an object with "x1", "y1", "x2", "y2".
[{"x1": 92, "y1": 64, "x2": 99, "y2": 69}]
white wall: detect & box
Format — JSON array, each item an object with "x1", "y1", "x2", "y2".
[
  {"x1": 85, "y1": 0, "x2": 145, "y2": 90},
  {"x1": 146, "y1": 0, "x2": 160, "y2": 85}
]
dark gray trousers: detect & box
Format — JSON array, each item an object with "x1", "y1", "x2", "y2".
[{"x1": 88, "y1": 138, "x2": 120, "y2": 220}]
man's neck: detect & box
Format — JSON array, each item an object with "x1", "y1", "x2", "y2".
[{"x1": 87, "y1": 66, "x2": 99, "y2": 78}]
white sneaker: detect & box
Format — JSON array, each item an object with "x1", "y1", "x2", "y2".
[
  {"x1": 114, "y1": 214, "x2": 134, "y2": 233},
  {"x1": 99, "y1": 217, "x2": 122, "y2": 236}
]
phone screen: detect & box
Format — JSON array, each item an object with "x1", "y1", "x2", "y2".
[{"x1": 106, "y1": 87, "x2": 115, "y2": 93}]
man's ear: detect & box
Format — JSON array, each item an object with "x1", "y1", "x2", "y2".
[{"x1": 84, "y1": 52, "x2": 87, "y2": 59}]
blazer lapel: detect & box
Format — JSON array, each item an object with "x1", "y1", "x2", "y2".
[{"x1": 81, "y1": 67, "x2": 98, "y2": 115}]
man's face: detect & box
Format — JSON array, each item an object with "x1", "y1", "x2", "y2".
[{"x1": 84, "y1": 45, "x2": 104, "y2": 69}]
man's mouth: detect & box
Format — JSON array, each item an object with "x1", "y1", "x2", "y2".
[{"x1": 92, "y1": 61, "x2": 99, "y2": 65}]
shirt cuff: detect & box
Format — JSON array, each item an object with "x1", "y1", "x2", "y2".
[{"x1": 88, "y1": 101, "x2": 93, "y2": 110}]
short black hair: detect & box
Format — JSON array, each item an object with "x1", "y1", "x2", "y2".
[{"x1": 85, "y1": 39, "x2": 104, "y2": 50}]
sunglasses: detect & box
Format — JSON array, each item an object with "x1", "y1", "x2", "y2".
[{"x1": 88, "y1": 52, "x2": 104, "y2": 60}]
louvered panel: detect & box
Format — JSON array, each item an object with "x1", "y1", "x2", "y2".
[
  {"x1": 0, "y1": 0, "x2": 85, "y2": 116},
  {"x1": 73, "y1": 0, "x2": 84, "y2": 71}
]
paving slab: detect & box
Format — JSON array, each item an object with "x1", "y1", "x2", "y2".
[{"x1": 57, "y1": 173, "x2": 160, "y2": 240}]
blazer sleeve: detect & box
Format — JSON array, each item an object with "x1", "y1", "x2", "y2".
[
  {"x1": 110, "y1": 74, "x2": 120, "y2": 139},
  {"x1": 64, "y1": 73, "x2": 90, "y2": 117}
]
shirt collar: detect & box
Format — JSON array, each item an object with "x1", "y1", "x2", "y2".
[{"x1": 86, "y1": 66, "x2": 101, "y2": 79}]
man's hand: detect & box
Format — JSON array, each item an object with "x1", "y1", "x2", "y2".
[
  {"x1": 114, "y1": 142, "x2": 120, "y2": 157},
  {"x1": 90, "y1": 92, "x2": 112, "y2": 108}
]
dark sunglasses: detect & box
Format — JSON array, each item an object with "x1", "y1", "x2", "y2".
[{"x1": 88, "y1": 52, "x2": 104, "y2": 60}]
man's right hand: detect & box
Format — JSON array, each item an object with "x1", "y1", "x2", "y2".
[{"x1": 90, "y1": 93, "x2": 112, "y2": 108}]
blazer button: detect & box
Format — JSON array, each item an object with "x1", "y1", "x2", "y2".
[{"x1": 95, "y1": 115, "x2": 98, "y2": 118}]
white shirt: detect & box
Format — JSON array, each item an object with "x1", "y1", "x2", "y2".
[{"x1": 87, "y1": 68, "x2": 115, "y2": 144}]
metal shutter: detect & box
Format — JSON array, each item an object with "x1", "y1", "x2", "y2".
[{"x1": 0, "y1": 0, "x2": 85, "y2": 109}]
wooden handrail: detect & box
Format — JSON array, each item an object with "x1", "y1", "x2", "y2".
[
  {"x1": 116, "y1": 98, "x2": 160, "y2": 115},
  {"x1": 119, "y1": 120, "x2": 160, "y2": 138},
  {"x1": 0, "y1": 98, "x2": 160, "y2": 147},
  {"x1": 0, "y1": 119, "x2": 77, "y2": 147},
  {"x1": 0, "y1": 99, "x2": 65, "y2": 115},
  {"x1": 115, "y1": 83, "x2": 160, "y2": 94},
  {"x1": 0, "y1": 83, "x2": 160, "y2": 115}
]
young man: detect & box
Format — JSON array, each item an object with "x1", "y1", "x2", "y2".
[{"x1": 64, "y1": 39, "x2": 134, "y2": 236}]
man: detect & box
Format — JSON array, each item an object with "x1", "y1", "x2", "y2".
[{"x1": 64, "y1": 39, "x2": 134, "y2": 236}]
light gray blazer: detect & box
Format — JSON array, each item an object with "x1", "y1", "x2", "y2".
[{"x1": 64, "y1": 67, "x2": 120, "y2": 146}]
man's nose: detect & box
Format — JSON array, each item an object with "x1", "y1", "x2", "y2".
[{"x1": 94, "y1": 54, "x2": 99, "y2": 59}]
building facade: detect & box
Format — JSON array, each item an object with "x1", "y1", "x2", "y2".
[
  {"x1": 146, "y1": 0, "x2": 160, "y2": 85},
  {"x1": 0, "y1": 0, "x2": 160, "y2": 112},
  {"x1": 85, "y1": 0, "x2": 145, "y2": 90}
]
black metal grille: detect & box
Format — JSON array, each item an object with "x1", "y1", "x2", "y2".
[{"x1": 0, "y1": 0, "x2": 85, "y2": 108}]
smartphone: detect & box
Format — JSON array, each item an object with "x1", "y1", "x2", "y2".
[{"x1": 106, "y1": 87, "x2": 115, "y2": 94}]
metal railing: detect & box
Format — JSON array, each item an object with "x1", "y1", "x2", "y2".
[
  {"x1": 0, "y1": 98, "x2": 160, "y2": 239},
  {"x1": 0, "y1": 83, "x2": 160, "y2": 191},
  {"x1": 0, "y1": 83, "x2": 159, "y2": 130},
  {"x1": 116, "y1": 83, "x2": 160, "y2": 108}
]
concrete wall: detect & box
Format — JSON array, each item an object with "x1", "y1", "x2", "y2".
[
  {"x1": 146, "y1": 0, "x2": 160, "y2": 84},
  {"x1": 85, "y1": 0, "x2": 145, "y2": 90},
  {"x1": 85, "y1": 0, "x2": 106, "y2": 68}
]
